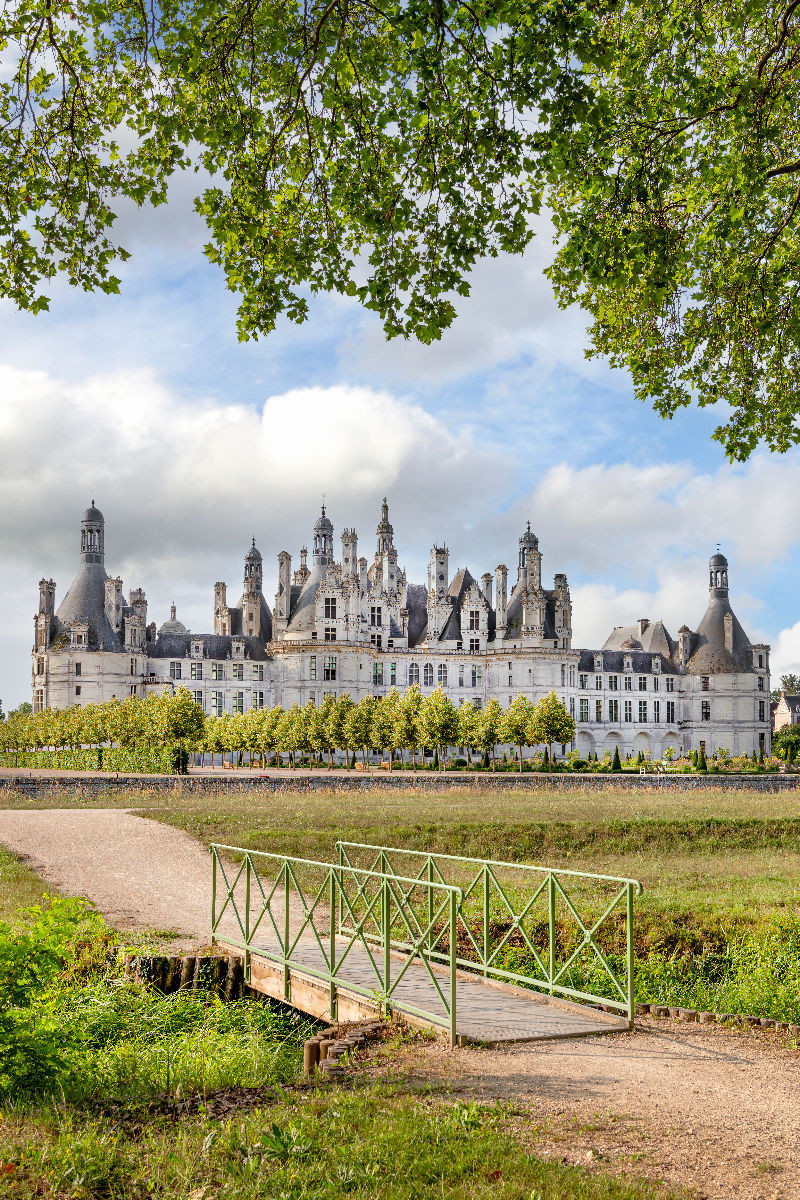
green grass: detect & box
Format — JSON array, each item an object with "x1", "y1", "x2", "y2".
[
  {"x1": 0, "y1": 1086, "x2": 686, "y2": 1200},
  {"x1": 0, "y1": 846, "x2": 51, "y2": 922}
]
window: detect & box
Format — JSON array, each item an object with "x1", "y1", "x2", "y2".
[
  {"x1": 191, "y1": 661, "x2": 203, "y2": 680},
  {"x1": 459, "y1": 665, "x2": 465, "y2": 687},
  {"x1": 653, "y1": 658, "x2": 661, "y2": 673},
  {"x1": 373, "y1": 662, "x2": 383, "y2": 685},
  {"x1": 579, "y1": 674, "x2": 588, "y2": 689},
  {"x1": 212, "y1": 691, "x2": 224, "y2": 716},
  {"x1": 624, "y1": 700, "x2": 633, "y2": 722},
  {"x1": 638, "y1": 700, "x2": 647, "y2": 721},
  {"x1": 370, "y1": 605, "x2": 382, "y2": 627},
  {"x1": 561, "y1": 664, "x2": 566, "y2": 686},
  {"x1": 471, "y1": 665, "x2": 482, "y2": 688},
  {"x1": 595, "y1": 674, "x2": 602, "y2": 689},
  {"x1": 759, "y1": 700, "x2": 765, "y2": 722},
  {"x1": 390, "y1": 662, "x2": 396, "y2": 686},
  {"x1": 624, "y1": 676, "x2": 633, "y2": 691},
  {"x1": 638, "y1": 676, "x2": 647, "y2": 691},
  {"x1": 370, "y1": 632, "x2": 382, "y2": 649},
  {"x1": 310, "y1": 655, "x2": 317, "y2": 680},
  {"x1": 757, "y1": 676, "x2": 764, "y2": 691},
  {"x1": 608, "y1": 699, "x2": 619, "y2": 721},
  {"x1": 130, "y1": 657, "x2": 135, "y2": 675},
  {"x1": 653, "y1": 700, "x2": 660, "y2": 722},
  {"x1": 324, "y1": 627, "x2": 337, "y2": 642},
  {"x1": 253, "y1": 664, "x2": 264, "y2": 681},
  {"x1": 75, "y1": 685, "x2": 81, "y2": 696},
  {"x1": 624, "y1": 656, "x2": 632, "y2": 671},
  {"x1": 36, "y1": 657, "x2": 45, "y2": 675},
  {"x1": 469, "y1": 638, "x2": 480, "y2": 653},
  {"x1": 75, "y1": 661, "x2": 82, "y2": 676},
  {"x1": 438, "y1": 664, "x2": 448, "y2": 686},
  {"x1": 608, "y1": 675, "x2": 618, "y2": 691},
  {"x1": 253, "y1": 691, "x2": 264, "y2": 709},
  {"x1": 701, "y1": 676, "x2": 710, "y2": 691},
  {"x1": 579, "y1": 698, "x2": 589, "y2": 722},
  {"x1": 424, "y1": 663, "x2": 434, "y2": 687},
  {"x1": 212, "y1": 662, "x2": 223, "y2": 681},
  {"x1": 666, "y1": 700, "x2": 675, "y2": 723},
  {"x1": 469, "y1": 609, "x2": 480, "y2": 630},
  {"x1": 324, "y1": 597, "x2": 337, "y2": 619},
  {"x1": 408, "y1": 663, "x2": 420, "y2": 684},
  {"x1": 758, "y1": 653, "x2": 764, "y2": 668},
  {"x1": 595, "y1": 699, "x2": 602, "y2": 721},
  {"x1": 324, "y1": 656, "x2": 337, "y2": 681},
  {"x1": 34, "y1": 690, "x2": 44, "y2": 713},
  {"x1": 701, "y1": 700, "x2": 711, "y2": 721},
  {"x1": 569, "y1": 696, "x2": 575, "y2": 717},
  {"x1": 232, "y1": 663, "x2": 244, "y2": 681},
  {"x1": 169, "y1": 661, "x2": 181, "y2": 679},
  {"x1": 594, "y1": 654, "x2": 603, "y2": 670},
  {"x1": 666, "y1": 676, "x2": 675, "y2": 692},
  {"x1": 192, "y1": 690, "x2": 204, "y2": 708},
  {"x1": 653, "y1": 676, "x2": 659, "y2": 691},
  {"x1": 233, "y1": 691, "x2": 244, "y2": 714},
  {"x1": 508, "y1": 674, "x2": 513, "y2": 687}
]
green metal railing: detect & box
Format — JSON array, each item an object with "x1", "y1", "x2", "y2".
[
  {"x1": 210, "y1": 843, "x2": 463, "y2": 1043},
  {"x1": 336, "y1": 843, "x2": 642, "y2": 1022}
]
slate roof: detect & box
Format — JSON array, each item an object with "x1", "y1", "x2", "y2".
[
  {"x1": 53, "y1": 562, "x2": 121, "y2": 651},
  {"x1": 405, "y1": 583, "x2": 428, "y2": 648},
  {"x1": 286, "y1": 562, "x2": 327, "y2": 632},
  {"x1": 503, "y1": 586, "x2": 556, "y2": 641},
  {"x1": 685, "y1": 596, "x2": 752, "y2": 674},
  {"x1": 149, "y1": 632, "x2": 269, "y2": 662},
  {"x1": 603, "y1": 619, "x2": 675, "y2": 657},
  {"x1": 577, "y1": 648, "x2": 677, "y2": 674}
]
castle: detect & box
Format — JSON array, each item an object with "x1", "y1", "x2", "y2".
[{"x1": 31, "y1": 501, "x2": 772, "y2": 758}]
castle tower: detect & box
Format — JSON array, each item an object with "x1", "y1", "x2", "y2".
[
  {"x1": 242, "y1": 539, "x2": 265, "y2": 637},
  {"x1": 341, "y1": 529, "x2": 358, "y2": 576},
  {"x1": 274, "y1": 551, "x2": 292, "y2": 633},
  {"x1": 80, "y1": 502, "x2": 105, "y2": 565},
  {"x1": 214, "y1": 581, "x2": 230, "y2": 634},
  {"x1": 313, "y1": 504, "x2": 334, "y2": 565},
  {"x1": 244, "y1": 538, "x2": 263, "y2": 592},
  {"x1": 376, "y1": 497, "x2": 394, "y2": 555},
  {"x1": 709, "y1": 550, "x2": 729, "y2": 596},
  {"x1": 518, "y1": 522, "x2": 541, "y2": 588},
  {"x1": 428, "y1": 545, "x2": 449, "y2": 597}
]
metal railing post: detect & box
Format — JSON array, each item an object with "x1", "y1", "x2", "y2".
[
  {"x1": 210, "y1": 848, "x2": 217, "y2": 944},
  {"x1": 244, "y1": 854, "x2": 251, "y2": 982},
  {"x1": 329, "y1": 866, "x2": 337, "y2": 1020},
  {"x1": 284, "y1": 859, "x2": 291, "y2": 1000},
  {"x1": 627, "y1": 881, "x2": 635, "y2": 1024},
  {"x1": 450, "y1": 887, "x2": 458, "y2": 1047},
  {"x1": 548, "y1": 872, "x2": 555, "y2": 996},
  {"x1": 337, "y1": 843, "x2": 343, "y2": 935},
  {"x1": 483, "y1": 864, "x2": 489, "y2": 977},
  {"x1": 427, "y1": 857, "x2": 434, "y2": 957},
  {"x1": 382, "y1": 875, "x2": 391, "y2": 1013}
]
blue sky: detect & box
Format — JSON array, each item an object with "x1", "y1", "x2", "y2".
[{"x1": 0, "y1": 181, "x2": 797, "y2": 708}]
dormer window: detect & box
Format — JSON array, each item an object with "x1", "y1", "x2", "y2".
[
  {"x1": 468, "y1": 610, "x2": 480, "y2": 630},
  {"x1": 324, "y1": 597, "x2": 337, "y2": 619},
  {"x1": 191, "y1": 640, "x2": 203, "y2": 659},
  {"x1": 624, "y1": 656, "x2": 632, "y2": 671},
  {"x1": 231, "y1": 638, "x2": 245, "y2": 659},
  {"x1": 594, "y1": 654, "x2": 603, "y2": 671},
  {"x1": 652, "y1": 658, "x2": 661, "y2": 673}
]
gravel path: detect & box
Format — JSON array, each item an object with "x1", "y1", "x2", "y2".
[
  {"x1": 0, "y1": 808, "x2": 308, "y2": 949},
  {"x1": 398, "y1": 1022, "x2": 800, "y2": 1199}
]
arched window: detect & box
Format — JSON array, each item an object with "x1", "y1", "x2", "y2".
[
  {"x1": 424, "y1": 663, "x2": 434, "y2": 687},
  {"x1": 438, "y1": 664, "x2": 448, "y2": 686},
  {"x1": 408, "y1": 662, "x2": 419, "y2": 684}
]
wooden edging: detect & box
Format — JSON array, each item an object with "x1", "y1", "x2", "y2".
[
  {"x1": 119, "y1": 952, "x2": 246, "y2": 1000},
  {"x1": 634, "y1": 1002, "x2": 800, "y2": 1038}
]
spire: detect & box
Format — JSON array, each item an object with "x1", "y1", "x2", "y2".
[
  {"x1": 376, "y1": 495, "x2": 394, "y2": 554},
  {"x1": 709, "y1": 549, "x2": 729, "y2": 597},
  {"x1": 80, "y1": 502, "x2": 105, "y2": 565}
]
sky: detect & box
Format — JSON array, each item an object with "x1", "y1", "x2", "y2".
[{"x1": 1, "y1": 174, "x2": 798, "y2": 709}]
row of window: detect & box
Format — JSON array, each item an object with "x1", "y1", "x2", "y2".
[
  {"x1": 579, "y1": 673, "x2": 675, "y2": 693},
  {"x1": 579, "y1": 698, "x2": 677, "y2": 723},
  {"x1": 171, "y1": 662, "x2": 265, "y2": 682},
  {"x1": 307, "y1": 657, "x2": 485, "y2": 688},
  {"x1": 197, "y1": 690, "x2": 265, "y2": 715}
]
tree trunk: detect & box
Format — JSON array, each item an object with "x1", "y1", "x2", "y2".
[{"x1": 518, "y1": 745, "x2": 523, "y2": 773}]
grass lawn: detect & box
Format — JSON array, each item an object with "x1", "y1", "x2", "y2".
[{"x1": 0, "y1": 845, "x2": 51, "y2": 923}]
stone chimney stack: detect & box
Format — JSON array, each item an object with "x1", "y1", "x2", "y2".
[
  {"x1": 495, "y1": 565, "x2": 508, "y2": 636},
  {"x1": 480, "y1": 572, "x2": 493, "y2": 607},
  {"x1": 38, "y1": 578, "x2": 56, "y2": 617},
  {"x1": 274, "y1": 552, "x2": 291, "y2": 633},
  {"x1": 105, "y1": 577, "x2": 123, "y2": 632}
]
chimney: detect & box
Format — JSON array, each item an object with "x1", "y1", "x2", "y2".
[
  {"x1": 38, "y1": 578, "x2": 56, "y2": 618},
  {"x1": 495, "y1": 564, "x2": 508, "y2": 635},
  {"x1": 638, "y1": 618, "x2": 649, "y2": 638},
  {"x1": 480, "y1": 572, "x2": 493, "y2": 606}
]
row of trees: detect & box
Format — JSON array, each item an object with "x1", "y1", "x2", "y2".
[{"x1": 0, "y1": 686, "x2": 575, "y2": 773}]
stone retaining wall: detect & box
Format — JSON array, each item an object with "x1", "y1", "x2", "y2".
[{"x1": 1, "y1": 770, "x2": 799, "y2": 797}]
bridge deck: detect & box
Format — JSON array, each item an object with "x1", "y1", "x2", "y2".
[{"x1": 248, "y1": 935, "x2": 629, "y2": 1043}]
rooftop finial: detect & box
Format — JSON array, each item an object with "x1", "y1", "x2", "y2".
[{"x1": 321, "y1": 492, "x2": 326, "y2": 517}]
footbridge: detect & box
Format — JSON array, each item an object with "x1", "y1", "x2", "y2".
[{"x1": 210, "y1": 842, "x2": 642, "y2": 1045}]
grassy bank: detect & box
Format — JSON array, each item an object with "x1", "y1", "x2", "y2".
[{"x1": 0, "y1": 898, "x2": 684, "y2": 1200}]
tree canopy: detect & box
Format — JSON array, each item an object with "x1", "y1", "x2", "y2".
[{"x1": 3, "y1": 1, "x2": 800, "y2": 456}]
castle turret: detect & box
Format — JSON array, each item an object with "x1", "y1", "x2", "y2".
[
  {"x1": 214, "y1": 581, "x2": 230, "y2": 635},
  {"x1": 518, "y1": 522, "x2": 541, "y2": 588},
  {"x1": 480, "y1": 573, "x2": 492, "y2": 607},
  {"x1": 80, "y1": 502, "x2": 105, "y2": 565},
  {"x1": 376, "y1": 497, "x2": 394, "y2": 555},
  {"x1": 495, "y1": 565, "x2": 508, "y2": 636},
  {"x1": 341, "y1": 529, "x2": 358, "y2": 576},
  {"x1": 104, "y1": 577, "x2": 123, "y2": 633},
  {"x1": 312, "y1": 504, "x2": 334, "y2": 565}
]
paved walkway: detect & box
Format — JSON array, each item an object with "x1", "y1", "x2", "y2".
[{"x1": 0, "y1": 808, "x2": 274, "y2": 947}]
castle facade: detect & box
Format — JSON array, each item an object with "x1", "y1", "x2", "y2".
[{"x1": 31, "y1": 501, "x2": 772, "y2": 758}]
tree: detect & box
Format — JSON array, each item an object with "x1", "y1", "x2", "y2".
[
  {"x1": 395, "y1": 685, "x2": 423, "y2": 771},
  {"x1": 5, "y1": 1, "x2": 800, "y2": 458},
  {"x1": 528, "y1": 692, "x2": 576, "y2": 773},
  {"x1": 457, "y1": 701, "x2": 480, "y2": 767},
  {"x1": 772, "y1": 723, "x2": 800, "y2": 762},
  {"x1": 328, "y1": 695, "x2": 355, "y2": 767},
  {"x1": 499, "y1": 694, "x2": 535, "y2": 773},
  {"x1": 611, "y1": 745, "x2": 622, "y2": 772},
  {"x1": 153, "y1": 687, "x2": 205, "y2": 772},
  {"x1": 476, "y1": 699, "x2": 503, "y2": 772},
  {"x1": 417, "y1": 686, "x2": 459, "y2": 769},
  {"x1": 772, "y1": 673, "x2": 800, "y2": 702}
]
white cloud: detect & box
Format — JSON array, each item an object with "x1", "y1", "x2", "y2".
[{"x1": 771, "y1": 623, "x2": 800, "y2": 680}]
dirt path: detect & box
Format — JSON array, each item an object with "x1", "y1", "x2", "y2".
[
  {"x1": 393, "y1": 1021, "x2": 800, "y2": 1199},
  {"x1": 0, "y1": 808, "x2": 308, "y2": 949}
]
